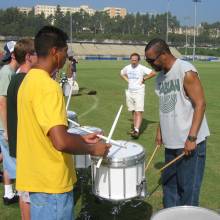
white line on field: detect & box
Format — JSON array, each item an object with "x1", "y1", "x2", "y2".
[{"x1": 78, "y1": 95, "x2": 99, "y2": 119}]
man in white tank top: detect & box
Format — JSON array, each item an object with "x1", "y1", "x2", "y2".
[
  {"x1": 145, "y1": 39, "x2": 210, "y2": 208},
  {"x1": 120, "y1": 53, "x2": 156, "y2": 138}
]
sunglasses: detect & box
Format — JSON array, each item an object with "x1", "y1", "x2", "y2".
[{"x1": 145, "y1": 52, "x2": 162, "y2": 64}]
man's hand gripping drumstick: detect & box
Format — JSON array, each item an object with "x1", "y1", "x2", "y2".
[{"x1": 67, "y1": 118, "x2": 126, "y2": 149}]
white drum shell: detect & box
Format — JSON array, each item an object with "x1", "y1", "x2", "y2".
[
  {"x1": 91, "y1": 140, "x2": 146, "y2": 201},
  {"x1": 67, "y1": 126, "x2": 102, "y2": 169},
  {"x1": 151, "y1": 206, "x2": 220, "y2": 220}
]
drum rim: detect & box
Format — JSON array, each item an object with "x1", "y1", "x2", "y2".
[
  {"x1": 93, "y1": 192, "x2": 145, "y2": 203},
  {"x1": 151, "y1": 206, "x2": 220, "y2": 219}
]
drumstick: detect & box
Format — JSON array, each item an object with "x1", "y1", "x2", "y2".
[
  {"x1": 159, "y1": 152, "x2": 185, "y2": 173},
  {"x1": 145, "y1": 145, "x2": 160, "y2": 172},
  {"x1": 67, "y1": 118, "x2": 126, "y2": 149},
  {"x1": 96, "y1": 105, "x2": 123, "y2": 168},
  {"x1": 66, "y1": 80, "x2": 74, "y2": 110}
]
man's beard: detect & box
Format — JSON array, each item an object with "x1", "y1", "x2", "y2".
[{"x1": 152, "y1": 64, "x2": 162, "y2": 72}]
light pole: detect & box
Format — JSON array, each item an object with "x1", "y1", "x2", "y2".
[
  {"x1": 185, "y1": 26, "x2": 188, "y2": 57},
  {"x1": 166, "y1": 0, "x2": 170, "y2": 44},
  {"x1": 184, "y1": 16, "x2": 191, "y2": 57},
  {"x1": 192, "y1": 0, "x2": 201, "y2": 62},
  {"x1": 70, "y1": 12, "x2": 73, "y2": 44}
]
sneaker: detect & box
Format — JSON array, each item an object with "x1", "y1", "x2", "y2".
[
  {"x1": 3, "y1": 194, "x2": 19, "y2": 205},
  {"x1": 127, "y1": 128, "x2": 135, "y2": 135},
  {"x1": 131, "y1": 130, "x2": 140, "y2": 139}
]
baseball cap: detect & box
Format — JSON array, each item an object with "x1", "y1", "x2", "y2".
[{"x1": 2, "y1": 41, "x2": 16, "y2": 62}]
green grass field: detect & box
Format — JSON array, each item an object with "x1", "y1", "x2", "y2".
[{"x1": 0, "y1": 60, "x2": 220, "y2": 219}]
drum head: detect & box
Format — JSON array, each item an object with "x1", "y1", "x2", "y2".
[
  {"x1": 151, "y1": 206, "x2": 220, "y2": 220},
  {"x1": 68, "y1": 126, "x2": 102, "y2": 136},
  {"x1": 92, "y1": 140, "x2": 145, "y2": 167},
  {"x1": 108, "y1": 140, "x2": 143, "y2": 159}
]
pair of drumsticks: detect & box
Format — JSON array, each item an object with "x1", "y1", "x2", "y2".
[
  {"x1": 145, "y1": 145, "x2": 185, "y2": 173},
  {"x1": 145, "y1": 146, "x2": 185, "y2": 199}
]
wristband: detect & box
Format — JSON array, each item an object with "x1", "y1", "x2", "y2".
[{"x1": 187, "y1": 135, "x2": 197, "y2": 142}]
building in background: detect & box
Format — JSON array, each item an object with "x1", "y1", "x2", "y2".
[
  {"x1": 18, "y1": 7, "x2": 32, "y2": 14},
  {"x1": 18, "y1": 5, "x2": 96, "y2": 18},
  {"x1": 18, "y1": 5, "x2": 126, "y2": 18},
  {"x1": 103, "y1": 7, "x2": 127, "y2": 18}
]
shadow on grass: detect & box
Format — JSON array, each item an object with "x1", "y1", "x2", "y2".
[
  {"x1": 147, "y1": 177, "x2": 163, "y2": 199},
  {"x1": 127, "y1": 118, "x2": 157, "y2": 135},
  {"x1": 73, "y1": 87, "x2": 87, "y2": 96},
  {"x1": 73, "y1": 87, "x2": 97, "y2": 96},
  {"x1": 140, "y1": 118, "x2": 157, "y2": 135},
  {"x1": 76, "y1": 196, "x2": 153, "y2": 220},
  {"x1": 154, "y1": 162, "x2": 165, "y2": 170}
]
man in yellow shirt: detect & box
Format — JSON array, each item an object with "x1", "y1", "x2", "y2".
[{"x1": 16, "y1": 26, "x2": 110, "y2": 220}]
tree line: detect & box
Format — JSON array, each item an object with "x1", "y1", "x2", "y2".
[{"x1": 0, "y1": 6, "x2": 220, "y2": 47}]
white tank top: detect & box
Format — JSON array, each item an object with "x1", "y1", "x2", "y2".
[{"x1": 155, "y1": 59, "x2": 210, "y2": 149}]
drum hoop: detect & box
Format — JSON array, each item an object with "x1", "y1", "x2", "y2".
[
  {"x1": 91, "y1": 153, "x2": 145, "y2": 168},
  {"x1": 151, "y1": 206, "x2": 220, "y2": 219}
]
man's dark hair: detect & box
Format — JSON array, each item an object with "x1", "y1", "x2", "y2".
[
  {"x1": 130, "y1": 52, "x2": 140, "y2": 61},
  {"x1": 35, "y1": 26, "x2": 68, "y2": 57},
  {"x1": 145, "y1": 38, "x2": 171, "y2": 54}
]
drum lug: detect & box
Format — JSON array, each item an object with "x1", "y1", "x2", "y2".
[{"x1": 136, "y1": 178, "x2": 146, "y2": 198}]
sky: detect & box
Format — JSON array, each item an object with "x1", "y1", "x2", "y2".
[{"x1": 0, "y1": 0, "x2": 219, "y2": 25}]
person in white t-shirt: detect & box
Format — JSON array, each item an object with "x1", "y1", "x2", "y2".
[
  {"x1": 120, "y1": 53, "x2": 156, "y2": 138},
  {"x1": 145, "y1": 38, "x2": 210, "y2": 208}
]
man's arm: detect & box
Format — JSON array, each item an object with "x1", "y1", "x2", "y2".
[
  {"x1": 0, "y1": 96, "x2": 8, "y2": 139},
  {"x1": 120, "y1": 69, "x2": 129, "y2": 82},
  {"x1": 48, "y1": 125, "x2": 110, "y2": 156},
  {"x1": 183, "y1": 71, "x2": 206, "y2": 155},
  {"x1": 143, "y1": 71, "x2": 156, "y2": 81}
]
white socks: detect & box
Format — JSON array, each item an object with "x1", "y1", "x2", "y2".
[
  {"x1": 4, "y1": 184, "x2": 15, "y2": 199},
  {"x1": 134, "y1": 128, "x2": 139, "y2": 133}
]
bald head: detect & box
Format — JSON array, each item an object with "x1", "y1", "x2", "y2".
[
  {"x1": 145, "y1": 38, "x2": 171, "y2": 55},
  {"x1": 145, "y1": 38, "x2": 176, "y2": 72}
]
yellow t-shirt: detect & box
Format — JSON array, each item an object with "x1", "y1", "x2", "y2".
[{"x1": 16, "y1": 69, "x2": 76, "y2": 193}]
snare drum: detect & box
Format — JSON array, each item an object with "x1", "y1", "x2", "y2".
[
  {"x1": 68, "y1": 126, "x2": 102, "y2": 169},
  {"x1": 150, "y1": 206, "x2": 220, "y2": 220},
  {"x1": 91, "y1": 140, "x2": 146, "y2": 201},
  {"x1": 67, "y1": 110, "x2": 78, "y2": 128}
]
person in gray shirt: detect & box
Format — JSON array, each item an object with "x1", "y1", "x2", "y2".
[{"x1": 145, "y1": 38, "x2": 210, "y2": 208}]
